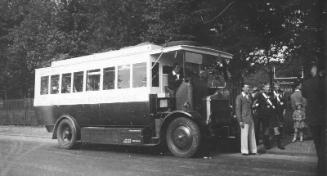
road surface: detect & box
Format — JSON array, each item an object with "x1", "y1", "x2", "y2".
[{"x1": 0, "y1": 134, "x2": 316, "y2": 176}]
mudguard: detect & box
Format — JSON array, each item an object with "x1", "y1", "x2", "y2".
[
  {"x1": 160, "y1": 110, "x2": 204, "y2": 137},
  {"x1": 164, "y1": 110, "x2": 202, "y2": 122}
]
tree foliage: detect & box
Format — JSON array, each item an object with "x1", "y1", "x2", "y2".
[{"x1": 0, "y1": 0, "x2": 324, "y2": 98}]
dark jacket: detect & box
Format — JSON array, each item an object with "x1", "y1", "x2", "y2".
[
  {"x1": 273, "y1": 90, "x2": 287, "y2": 114},
  {"x1": 235, "y1": 93, "x2": 253, "y2": 124},
  {"x1": 256, "y1": 92, "x2": 275, "y2": 116},
  {"x1": 302, "y1": 76, "x2": 325, "y2": 126},
  {"x1": 257, "y1": 92, "x2": 281, "y2": 127}
]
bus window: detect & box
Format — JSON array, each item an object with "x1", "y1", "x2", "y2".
[
  {"x1": 152, "y1": 62, "x2": 159, "y2": 87},
  {"x1": 50, "y1": 75, "x2": 60, "y2": 94},
  {"x1": 86, "y1": 69, "x2": 100, "y2": 91},
  {"x1": 118, "y1": 65, "x2": 130, "y2": 89},
  {"x1": 103, "y1": 67, "x2": 115, "y2": 90},
  {"x1": 61, "y1": 73, "x2": 71, "y2": 93},
  {"x1": 40, "y1": 76, "x2": 49, "y2": 95},
  {"x1": 133, "y1": 63, "x2": 147, "y2": 88},
  {"x1": 73, "y1": 71, "x2": 84, "y2": 92}
]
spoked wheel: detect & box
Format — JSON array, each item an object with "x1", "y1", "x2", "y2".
[
  {"x1": 166, "y1": 117, "x2": 201, "y2": 157},
  {"x1": 57, "y1": 119, "x2": 78, "y2": 149}
]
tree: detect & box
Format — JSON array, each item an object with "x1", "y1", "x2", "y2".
[
  {"x1": 1, "y1": 0, "x2": 148, "y2": 98},
  {"x1": 53, "y1": 0, "x2": 147, "y2": 56},
  {"x1": 143, "y1": 0, "x2": 324, "y2": 81},
  {"x1": 4, "y1": 0, "x2": 59, "y2": 98},
  {"x1": 0, "y1": 0, "x2": 324, "y2": 98},
  {"x1": 142, "y1": 0, "x2": 200, "y2": 43}
]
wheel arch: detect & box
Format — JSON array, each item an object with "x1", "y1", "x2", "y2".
[{"x1": 52, "y1": 114, "x2": 80, "y2": 140}]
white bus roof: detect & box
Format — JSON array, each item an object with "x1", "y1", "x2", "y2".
[
  {"x1": 51, "y1": 42, "x2": 233, "y2": 67},
  {"x1": 150, "y1": 45, "x2": 233, "y2": 59}
]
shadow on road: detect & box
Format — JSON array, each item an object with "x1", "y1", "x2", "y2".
[
  {"x1": 76, "y1": 137, "x2": 240, "y2": 158},
  {"x1": 79, "y1": 143, "x2": 167, "y2": 157}
]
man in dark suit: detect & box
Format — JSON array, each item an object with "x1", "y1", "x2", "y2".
[
  {"x1": 302, "y1": 64, "x2": 325, "y2": 175},
  {"x1": 235, "y1": 84, "x2": 257, "y2": 155},
  {"x1": 272, "y1": 83, "x2": 286, "y2": 149},
  {"x1": 256, "y1": 83, "x2": 285, "y2": 149},
  {"x1": 256, "y1": 84, "x2": 273, "y2": 149},
  {"x1": 251, "y1": 87, "x2": 261, "y2": 144}
]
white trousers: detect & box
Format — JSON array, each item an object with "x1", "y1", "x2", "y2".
[{"x1": 240, "y1": 121, "x2": 257, "y2": 154}]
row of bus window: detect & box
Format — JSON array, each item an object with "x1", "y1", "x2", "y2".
[{"x1": 40, "y1": 63, "x2": 150, "y2": 95}]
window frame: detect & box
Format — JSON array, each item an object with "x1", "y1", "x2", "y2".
[
  {"x1": 117, "y1": 64, "x2": 131, "y2": 89},
  {"x1": 40, "y1": 76, "x2": 49, "y2": 95},
  {"x1": 151, "y1": 62, "x2": 159, "y2": 87},
  {"x1": 73, "y1": 71, "x2": 84, "y2": 93},
  {"x1": 61, "y1": 73, "x2": 72, "y2": 94},
  {"x1": 50, "y1": 74, "x2": 60, "y2": 94},
  {"x1": 86, "y1": 69, "x2": 101, "y2": 91},
  {"x1": 103, "y1": 66, "x2": 116, "y2": 90},
  {"x1": 132, "y1": 62, "x2": 147, "y2": 88}
]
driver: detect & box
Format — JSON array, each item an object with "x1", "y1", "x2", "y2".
[{"x1": 167, "y1": 63, "x2": 184, "y2": 93}]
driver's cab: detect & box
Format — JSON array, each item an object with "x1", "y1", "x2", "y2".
[{"x1": 149, "y1": 44, "x2": 233, "y2": 126}]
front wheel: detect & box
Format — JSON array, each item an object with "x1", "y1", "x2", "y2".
[
  {"x1": 56, "y1": 119, "x2": 78, "y2": 149},
  {"x1": 166, "y1": 117, "x2": 201, "y2": 157}
]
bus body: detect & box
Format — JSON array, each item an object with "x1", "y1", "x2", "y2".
[{"x1": 34, "y1": 42, "x2": 236, "y2": 157}]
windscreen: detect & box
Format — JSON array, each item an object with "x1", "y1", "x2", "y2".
[
  {"x1": 184, "y1": 52, "x2": 228, "y2": 88},
  {"x1": 152, "y1": 50, "x2": 229, "y2": 89}
]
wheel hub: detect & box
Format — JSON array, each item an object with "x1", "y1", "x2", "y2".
[
  {"x1": 172, "y1": 126, "x2": 192, "y2": 150},
  {"x1": 62, "y1": 127, "x2": 72, "y2": 142}
]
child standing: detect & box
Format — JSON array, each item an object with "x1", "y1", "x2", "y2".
[{"x1": 292, "y1": 103, "x2": 306, "y2": 142}]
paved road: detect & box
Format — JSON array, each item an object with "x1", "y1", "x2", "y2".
[{"x1": 0, "y1": 135, "x2": 316, "y2": 176}]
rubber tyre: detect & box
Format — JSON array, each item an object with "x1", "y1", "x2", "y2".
[
  {"x1": 56, "y1": 119, "x2": 78, "y2": 149},
  {"x1": 166, "y1": 117, "x2": 201, "y2": 157}
]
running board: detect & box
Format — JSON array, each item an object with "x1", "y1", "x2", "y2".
[{"x1": 81, "y1": 127, "x2": 144, "y2": 145}]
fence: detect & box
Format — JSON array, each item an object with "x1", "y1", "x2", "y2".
[{"x1": 0, "y1": 98, "x2": 44, "y2": 126}]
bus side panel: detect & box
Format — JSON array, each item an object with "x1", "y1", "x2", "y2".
[
  {"x1": 36, "y1": 101, "x2": 152, "y2": 131},
  {"x1": 99, "y1": 101, "x2": 152, "y2": 127},
  {"x1": 35, "y1": 104, "x2": 92, "y2": 132}
]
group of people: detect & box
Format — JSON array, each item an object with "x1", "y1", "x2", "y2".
[
  {"x1": 235, "y1": 82, "x2": 287, "y2": 155},
  {"x1": 235, "y1": 64, "x2": 325, "y2": 175}
]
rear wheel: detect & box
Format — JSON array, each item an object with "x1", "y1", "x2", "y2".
[
  {"x1": 56, "y1": 119, "x2": 78, "y2": 149},
  {"x1": 166, "y1": 117, "x2": 201, "y2": 157}
]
